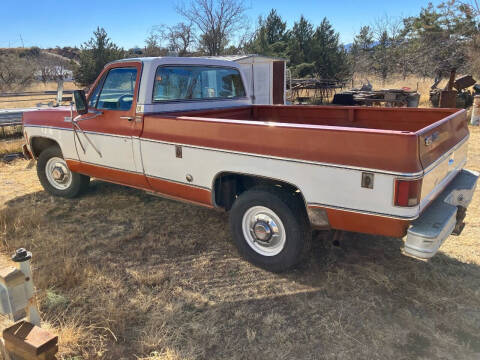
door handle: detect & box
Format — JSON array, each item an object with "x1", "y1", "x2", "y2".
[{"x1": 120, "y1": 116, "x2": 134, "y2": 121}]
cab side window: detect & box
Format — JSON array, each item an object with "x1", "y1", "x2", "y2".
[
  {"x1": 88, "y1": 76, "x2": 104, "y2": 108},
  {"x1": 96, "y1": 67, "x2": 138, "y2": 111}
]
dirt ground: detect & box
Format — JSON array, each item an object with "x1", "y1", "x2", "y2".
[{"x1": 0, "y1": 129, "x2": 480, "y2": 359}]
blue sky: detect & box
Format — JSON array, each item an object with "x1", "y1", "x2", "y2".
[{"x1": 1, "y1": 0, "x2": 443, "y2": 49}]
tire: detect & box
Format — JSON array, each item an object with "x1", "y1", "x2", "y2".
[
  {"x1": 229, "y1": 187, "x2": 310, "y2": 272},
  {"x1": 37, "y1": 146, "x2": 90, "y2": 198}
]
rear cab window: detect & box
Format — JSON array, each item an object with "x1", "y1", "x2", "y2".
[{"x1": 153, "y1": 66, "x2": 246, "y2": 102}]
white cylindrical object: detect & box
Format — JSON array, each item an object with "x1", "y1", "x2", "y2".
[
  {"x1": 13, "y1": 251, "x2": 41, "y2": 327},
  {"x1": 471, "y1": 95, "x2": 480, "y2": 126}
]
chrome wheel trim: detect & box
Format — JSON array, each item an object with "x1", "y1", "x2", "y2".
[
  {"x1": 241, "y1": 206, "x2": 286, "y2": 257},
  {"x1": 45, "y1": 157, "x2": 72, "y2": 190}
]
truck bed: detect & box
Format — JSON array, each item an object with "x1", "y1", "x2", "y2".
[
  {"x1": 147, "y1": 105, "x2": 468, "y2": 174},
  {"x1": 171, "y1": 105, "x2": 459, "y2": 131}
]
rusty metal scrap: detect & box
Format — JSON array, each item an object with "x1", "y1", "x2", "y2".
[
  {"x1": 454, "y1": 75, "x2": 476, "y2": 91},
  {"x1": 333, "y1": 88, "x2": 420, "y2": 107},
  {"x1": 430, "y1": 71, "x2": 477, "y2": 108}
]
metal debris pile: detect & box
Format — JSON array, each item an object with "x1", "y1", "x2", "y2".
[
  {"x1": 332, "y1": 83, "x2": 420, "y2": 107},
  {"x1": 430, "y1": 71, "x2": 478, "y2": 108}
]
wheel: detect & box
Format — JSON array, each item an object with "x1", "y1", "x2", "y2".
[
  {"x1": 37, "y1": 146, "x2": 90, "y2": 198},
  {"x1": 229, "y1": 187, "x2": 310, "y2": 272}
]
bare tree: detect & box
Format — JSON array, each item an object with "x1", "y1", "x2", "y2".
[
  {"x1": 235, "y1": 23, "x2": 255, "y2": 54},
  {"x1": 35, "y1": 52, "x2": 72, "y2": 84},
  {"x1": 459, "y1": 0, "x2": 480, "y2": 77},
  {"x1": 468, "y1": 33, "x2": 480, "y2": 77},
  {"x1": 177, "y1": 0, "x2": 248, "y2": 55},
  {"x1": 145, "y1": 23, "x2": 195, "y2": 56},
  {"x1": 370, "y1": 16, "x2": 398, "y2": 83},
  {"x1": 458, "y1": 0, "x2": 480, "y2": 15},
  {"x1": 0, "y1": 53, "x2": 36, "y2": 92},
  {"x1": 144, "y1": 31, "x2": 166, "y2": 57},
  {"x1": 166, "y1": 22, "x2": 196, "y2": 55}
]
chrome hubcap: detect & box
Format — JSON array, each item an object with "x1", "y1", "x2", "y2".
[
  {"x1": 253, "y1": 220, "x2": 272, "y2": 242},
  {"x1": 51, "y1": 166, "x2": 66, "y2": 181},
  {"x1": 242, "y1": 206, "x2": 286, "y2": 256},
  {"x1": 45, "y1": 157, "x2": 72, "y2": 190}
]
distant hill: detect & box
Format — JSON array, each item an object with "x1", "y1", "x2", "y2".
[
  {"x1": 0, "y1": 46, "x2": 80, "y2": 63},
  {"x1": 45, "y1": 47, "x2": 80, "y2": 62}
]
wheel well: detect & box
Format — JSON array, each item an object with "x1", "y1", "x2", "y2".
[
  {"x1": 30, "y1": 137, "x2": 60, "y2": 158},
  {"x1": 213, "y1": 172, "x2": 307, "y2": 211}
]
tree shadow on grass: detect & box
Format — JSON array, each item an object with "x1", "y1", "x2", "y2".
[{"x1": 2, "y1": 181, "x2": 480, "y2": 359}]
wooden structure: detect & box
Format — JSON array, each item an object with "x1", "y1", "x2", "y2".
[{"x1": 3, "y1": 321, "x2": 58, "y2": 360}]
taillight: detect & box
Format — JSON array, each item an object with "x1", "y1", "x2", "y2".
[{"x1": 394, "y1": 178, "x2": 422, "y2": 207}]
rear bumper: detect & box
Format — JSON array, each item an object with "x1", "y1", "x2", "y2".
[{"x1": 404, "y1": 169, "x2": 478, "y2": 259}]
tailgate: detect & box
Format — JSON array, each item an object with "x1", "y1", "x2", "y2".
[{"x1": 418, "y1": 109, "x2": 470, "y2": 210}]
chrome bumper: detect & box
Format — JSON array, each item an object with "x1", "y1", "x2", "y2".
[{"x1": 404, "y1": 169, "x2": 479, "y2": 259}]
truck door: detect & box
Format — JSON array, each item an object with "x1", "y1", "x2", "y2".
[{"x1": 74, "y1": 62, "x2": 148, "y2": 188}]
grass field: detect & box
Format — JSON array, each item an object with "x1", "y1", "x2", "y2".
[{"x1": 0, "y1": 125, "x2": 479, "y2": 359}]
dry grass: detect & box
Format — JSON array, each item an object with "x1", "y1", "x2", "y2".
[
  {"x1": 0, "y1": 138, "x2": 23, "y2": 156},
  {"x1": 0, "y1": 125, "x2": 23, "y2": 140},
  {"x1": 0, "y1": 130, "x2": 480, "y2": 359},
  {"x1": 0, "y1": 81, "x2": 79, "y2": 109}
]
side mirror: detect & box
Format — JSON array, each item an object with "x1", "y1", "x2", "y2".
[{"x1": 73, "y1": 90, "x2": 88, "y2": 115}]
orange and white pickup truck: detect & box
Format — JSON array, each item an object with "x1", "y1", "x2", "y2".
[{"x1": 22, "y1": 57, "x2": 478, "y2": 271}]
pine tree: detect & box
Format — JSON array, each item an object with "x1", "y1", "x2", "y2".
[
  {"x1": 350, "y1": 26, "x2": 374, "y2": 75},
  {"x1": 372, "y1": 30, "x2": 390, "y2": 84},
  {"x1": 287, "y1": 15, "x2": 314, "y2": 66},
  {"x1": 310, "y1": 18, "x2": 350, "y2": 80},
  {"x1": 74, "y1": 27, "x2": 125, "y2": 86},
  {"x1": 403, "y1": 1, "x2": 479, "y2": 77},
  {"x1": 264, "y1": 9, "x2": 287, "y2": 44},
  {"x1": 247, "y1": 9, "x2": 288, "y2": 57}
]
